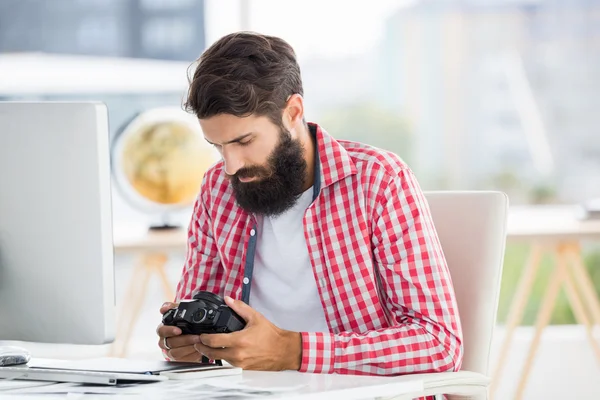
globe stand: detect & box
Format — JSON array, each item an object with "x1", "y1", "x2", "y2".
[
  {"x1": 149, "y1": 224, "x2": 180, "y2": 231},
  {"x1": 149, "y1": 213, "x2": 181, "y2": 231}
]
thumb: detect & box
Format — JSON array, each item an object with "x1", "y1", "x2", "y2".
[
  {"x1": 225, "y1": 296, "x2": 256, "y2": 324},
  {"x1": 160, "y1": 302, "x2": 178, "y2": 315}
]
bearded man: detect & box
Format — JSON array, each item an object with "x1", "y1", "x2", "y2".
[{"x1": 156, "y1": 31, "x2": 463, "y2": 380}]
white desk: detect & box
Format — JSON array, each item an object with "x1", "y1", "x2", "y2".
[
  {"x1": 0, "y1": 368, "x2": 489, "y2": 400},
  {"x1": 491, "y1": 205, "x2": 600, "y2": 399}
]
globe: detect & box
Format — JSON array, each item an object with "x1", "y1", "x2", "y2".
[{"x1": 111, "y1": 107, "x2": 220, "y2": 229}]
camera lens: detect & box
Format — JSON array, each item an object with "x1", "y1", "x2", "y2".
[{"x1": 192, "y1": 309, "x2": 207, "y2": 323}]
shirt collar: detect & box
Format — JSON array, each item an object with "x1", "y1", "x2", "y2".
[{"x1": 309, "y1": 122, "x2": 357, "y2": 197}]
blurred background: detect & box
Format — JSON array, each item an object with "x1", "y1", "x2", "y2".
[{"x1": 1, "y1": 0, "x2": 600, "y2": 398}]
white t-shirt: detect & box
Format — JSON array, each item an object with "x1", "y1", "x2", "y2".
[{"x1": 248, "y1": 187, "x2": 330, "y2": 333}]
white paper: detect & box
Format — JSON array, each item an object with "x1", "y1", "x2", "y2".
[{"x1": 2, "y1": 381, "x2": 300, "y2": 398}]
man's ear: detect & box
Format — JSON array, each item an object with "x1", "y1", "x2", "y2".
[{"x1": 283, "y1": 94, "x2": 304, "y2": 131}]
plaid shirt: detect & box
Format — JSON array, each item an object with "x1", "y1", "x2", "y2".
[{"x1": 175, "y1": 123, "x2": 463, "y2": 376}]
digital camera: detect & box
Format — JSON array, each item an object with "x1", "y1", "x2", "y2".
[{"x1": 162, "y1": 291, "x2": 246, "y2": 334}]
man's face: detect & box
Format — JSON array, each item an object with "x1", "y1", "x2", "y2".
[{"x1": 200, "y1": 114, "x2": 307, "y2": 216}]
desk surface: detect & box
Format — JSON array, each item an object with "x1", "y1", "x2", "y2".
[
  {"x1": 112, "y1": 225, "x2": 187, "y2": 253},
  {"x1": 113, "y1": 205, "x2": 600, "y2": 252},
  {"x1": 0, "y1": 368, "x2": 492, "y2": 400},
  {"x1": 507, "y1": 205, "x2": 600, "y2": 241},
  {"x1": 1, "y1": 368, "x2": 425, "y2": 400}
]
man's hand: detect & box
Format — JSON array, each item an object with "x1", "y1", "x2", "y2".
[
  {"x1": 156, "y1": 302, "x2": 204, "y2": 362},
  {"x1": 195, "y1": 296, "x2": 302, "y2": 371}
]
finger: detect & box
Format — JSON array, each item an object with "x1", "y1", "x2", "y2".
[
  {"x1": 158, "y1": 334, "x2": 202, "y2": 350},
  {"x1": 199, "y1": 332, "x2": 240, "y2": 348},
  {"x1": 173, "y1": 351, "x2": 204, "y2": 363},
  {"x1": 224, "y1": 296, "x2": 257, "y2": 324},
  {"x1": 160, "y1": 302, "x2": 178, "y2": 314},
  {"x1": 194, "y1": 342, "x2": 232, "y2": 362},
  {"x1": 158, "y1": 336, "x2": 175, "y2": 352},
  {"x1": 156, "y1": 324, "x2": 182, "y2": 338},
  {"x1": 167, "y1": 344, "x2": 200, "y2": 361}
]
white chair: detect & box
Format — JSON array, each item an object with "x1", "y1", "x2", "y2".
[{"x1": 390, "y1": 191, "x2": 509, "y2": 400}]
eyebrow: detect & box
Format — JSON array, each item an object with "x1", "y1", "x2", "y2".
[{"x1": 205, "y1": 132, "x2": 253, "y2": 146}]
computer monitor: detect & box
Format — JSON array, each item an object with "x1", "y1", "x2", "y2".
[{"x1": 0, "y1": 102, "x2": 115, "y2": 345}]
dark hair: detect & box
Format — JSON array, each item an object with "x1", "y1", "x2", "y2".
[{"x1": 184, "y1": 31, "x2": 303, "y2": 126}]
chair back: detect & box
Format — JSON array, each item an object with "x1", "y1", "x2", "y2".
[{"x1": 424, "y1": 191, "x2": 508, "y2": 375}]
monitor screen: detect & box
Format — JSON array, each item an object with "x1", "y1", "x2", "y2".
[{"x1": 0, "y1": 101, "x2": 115, "y2": 345}]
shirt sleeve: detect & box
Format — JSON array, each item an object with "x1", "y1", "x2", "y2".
[
  {"x1": 162, "y1": 177, "x2": 225, "y2": 361},
  {"x1": 174, "y1": 178, "x2": 225, "y2": 302},
  {"x1": 299, "y1": 168, "x2": 463, "y2": 375}
]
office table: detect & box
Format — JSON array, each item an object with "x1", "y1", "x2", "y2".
[
  {"x1": 490, "y1": 205, "x2": 600, "y2": 399},
  {"x1": 0, "y1": 368, "x2": 490, "y2": 400}
]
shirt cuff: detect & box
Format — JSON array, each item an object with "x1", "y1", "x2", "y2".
[{"x1": 299, "y1": 331, "x2": 335, "y2": 373}]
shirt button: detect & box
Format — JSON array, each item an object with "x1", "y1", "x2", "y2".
[
  {"x1": 250, "y1": 229, "x2": 256, "y2": 236},
  {"x1": 243, "y1": 277, "x2": 250, "y2": 285}
]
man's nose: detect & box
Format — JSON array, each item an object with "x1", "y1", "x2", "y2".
[{"x1": 222, "y1": 147, "x2": 244, "y2": 176}]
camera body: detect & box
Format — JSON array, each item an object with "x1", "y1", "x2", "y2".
[{"x1": 162, "y1": 291, "x2": 246, "y2": 334}]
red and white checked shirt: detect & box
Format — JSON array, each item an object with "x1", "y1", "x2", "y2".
[{"x1": 175, "y1": 123, "x2": 463, "y2": 376}]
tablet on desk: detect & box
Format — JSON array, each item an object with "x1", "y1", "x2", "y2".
[
  {"x1": 0, "y1": 365, "x2": 167, "y2": 385},
  {"x1": 0, "y1": 357, "x2": 241, "y2": 386}
]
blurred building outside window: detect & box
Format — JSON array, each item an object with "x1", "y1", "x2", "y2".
[
  {"x1": 140, "y1": 0, "x2": 196, "y2": 10},
  {"x1": 78, "y1": 18, "x2": 121, "y2": 53},
  {"x1": 142, "y1": 17, "x2": 195, "y2": 53}
]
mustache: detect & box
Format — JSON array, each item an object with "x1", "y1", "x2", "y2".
[{"x1": 227, "y1": 166, "x2": 272, "y2": 180}]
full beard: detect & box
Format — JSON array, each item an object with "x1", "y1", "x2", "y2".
[{"x1": 230, "y1": 129, "x2": 308, "y2": 217}]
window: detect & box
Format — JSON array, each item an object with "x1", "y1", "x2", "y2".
[
  {"x1": 76, "y1": 0, "x2": 118, "y2": 6},
  {"x1": 140, "y1": 0, "x2": 195, "y2": 10},
  {"x1": 77, "y1": 17, "x2": 120, "y2": 53},
  {"x1": 141, "y1": 17, "x2": 194, "y2": 53}
]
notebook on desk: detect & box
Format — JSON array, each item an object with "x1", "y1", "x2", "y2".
[{"x1": 0, "y1": 357, "x2": 241, "y2": 386}]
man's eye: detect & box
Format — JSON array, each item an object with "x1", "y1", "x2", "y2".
[{"x1": 238, "y1": 140, "x2": 252, "y2": 147}]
